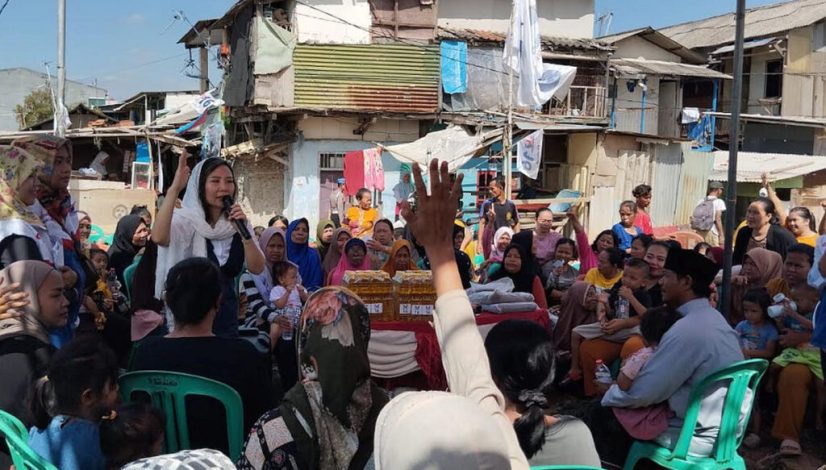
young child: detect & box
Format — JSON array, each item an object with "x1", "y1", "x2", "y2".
[
  {"x1": 612, "y1": 201, "x2": 643, "y2": 252},
  {"x1": 568, "y1": 258, "x2": 653, "y2": 381},
  {"x1": 736, "y1": 288, "x2": 779, "y2": 359},
  {"x1": 269, "y1": 261, "x2": 308, "y2": 335},
  {"x1": 29, "y1": 339, "x2": 120, "y2": 470},
  {"x1": 772, "y1": 284, "x2": 823, "y2": 386},
  {"x1": 610, "y1": 306, "x2": 682, "y2": 440},
  {"x1": 99, "y1": 403, "x2": 165, "y2": 469},
  {"x1": 544, "y1": 238, "x2": 579, "y2": 305}
]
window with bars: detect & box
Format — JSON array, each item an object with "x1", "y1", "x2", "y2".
[{"x1": 320, "y1": 152, "x2": 346, "y2": 170}]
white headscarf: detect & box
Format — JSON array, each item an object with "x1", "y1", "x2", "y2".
[{"x1": 154, "y1": 158, "x2": 237, "y2": 299}]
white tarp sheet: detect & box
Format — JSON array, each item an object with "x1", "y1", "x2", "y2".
[{"x1": 382, "y1": 126, "x2": 504, "y2": 173}]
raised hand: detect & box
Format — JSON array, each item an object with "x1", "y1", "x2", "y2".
[
  {"x1": 400, "y1": 160, "x2": 463, "y2": 253},
  {"x1": 0, "y1": 279, "x2": 29, "y2": 321},
  {"x1": 169, "y1": 150, "x2": 192, "y2": 194}
]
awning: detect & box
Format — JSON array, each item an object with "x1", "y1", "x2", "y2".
[
  {"x1": 709, "y1": 151, "x2": 826, "y2": 184},
  {"x1": 710, "y1": 38, "x2": 775, "y2": 55},
  {"x1": 515, "y1": 121, "x2": 604, "y2": 131},
  {"x1": 610, "y1": 58, "x2": 731, "y2": 79},
  {"x1": 381, "y1": 126, "x2": 505, "y2": 173}
]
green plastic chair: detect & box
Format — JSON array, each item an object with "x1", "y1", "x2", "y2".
[
  {"x1": 119, "y1": 370, "x2": 245, "y2": 461},
  {"x1": 0, "y1": 409, "x2": 58, "y2": 470},
  {"x1": 122, "y1": 255, "x2": 141, "y2": 301},
  {"x1": 531, "y1": 466, "x2": 604, "y2": 469},
  {"x1": 88, "y1": 224, "x2": 106, "y2": 244},
  {"x1": 623, "y1": 359, "x2": 768, "y2": 470}
]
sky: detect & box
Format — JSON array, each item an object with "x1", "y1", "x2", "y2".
[{"x1": 0, "y1": 0, "x2": 794, "y2": 101}]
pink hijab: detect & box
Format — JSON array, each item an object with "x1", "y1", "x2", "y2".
[{"x1": 329, "y1": 238, "x2": 372, "y2": 286}]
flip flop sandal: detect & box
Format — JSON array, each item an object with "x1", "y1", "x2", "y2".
[{"x1": 779, "y1": 439, "x2": 802, "y2": 456}]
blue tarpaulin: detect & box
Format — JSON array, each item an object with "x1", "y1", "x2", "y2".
[
  {"x1": 135, "y1": 140, "x2": 151, "y2": 163},
  {"x1": 441, "y1": 40, "x2": 467, "y2": 94}
]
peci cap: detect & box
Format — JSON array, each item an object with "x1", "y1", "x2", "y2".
[
  {"x1": 663, "y1": 248, "x2": 719, "y2": 287},
  {"x1": 708, "y1": 181, "x2": 724, "y2": 190}
]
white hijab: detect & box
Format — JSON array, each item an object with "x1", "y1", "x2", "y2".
[{"x1": 154, "y1": 159, "x2": 237, "y2": 299}]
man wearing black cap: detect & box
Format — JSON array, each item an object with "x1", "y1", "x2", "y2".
[{"x1": 601, "y1": 249, "x2": 743, "y2": 458}]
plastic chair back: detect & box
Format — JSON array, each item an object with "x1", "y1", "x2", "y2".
[
  {"x1": 668, "y1": 231, "x2": 705, "y2": 250},
  {"x1": 122, "y1": 257, "x2": 140, "y2": 301},
  {"x1": 0, "y1": 410, "x2": 58, "y2": 470},
  {"x1": 88, "y1": 224, "x2": 106, "y2": 244},
  {"x1": 624, "y1": 359, "x2": 767, "y2": 470},
  {"x1": 119, "y1": 370, "x2": 245, "y2": 461}
]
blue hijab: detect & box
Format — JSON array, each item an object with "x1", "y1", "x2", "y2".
[{"x1": 286, "y1": 218, "x2": 323, "y2": 291}]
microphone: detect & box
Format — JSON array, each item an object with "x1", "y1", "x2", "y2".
[{"x1": 222, "y1": 196, "x2": 252, "y2": 240}]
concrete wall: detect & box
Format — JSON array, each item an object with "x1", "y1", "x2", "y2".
[
  {"x1": 234, "y1": 156, "x2": 286, "y2": 228},
  {"x1": 612, "y1": 36, "x2": 681, "y2": 62},
  {"x1": 293, "y1": 0, "x2": 371, "y2": 44},
  {"x1": 437, "y1": 0, "x2": 594, "y2": 39},
  {"x1": 0, "y1": 68, "x2": 106, "y2": 131},
  {"x1": 163, "y1": 92, "x2": 199, "y2": 111},
  {"x1": 299, "y1": 116, "x2": 419, "y2": 142},
  {"x1": 783, "y1": 25, "x2": 826, "y2": 118},
  {"x1": 746, "y1": 50, "x2": 782, "y2": 115}
]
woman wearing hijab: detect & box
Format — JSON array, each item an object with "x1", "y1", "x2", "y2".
[
  {"x1": 553, "y1": 281, "x2": 599, "y2": 353},
  {"x1": 286, "y1": 218, "x2": 324, "y2": 292},
  {"x1": 152, "y1": 156, "x2": 265, "y2": 338},
  {"x1": 13, "y1": 135, "x2": 86, "y2": 348},
  {"x1": 237, "y1": 287, "x2": 388, "y2": 470},
  {"x1": 75, "y1": 211, "x2": 93, "y2": 257},
  {"x1": 367, "y1": 218, "x2": 395, "y2": 270},
  {"x1": 328, "y1": 238, "x2": 372, "y2": 286},
  {"x1": 322, "y1": 227, "x2": 352, "y2": 280},
  {"x1": 0, "y1": 261, "x2": 69, "y2": 431},
  {"x1": 0, "y1": 146, "x2": 55, "y2": 268},
  {"x1": 107, "y1": 214, "x2": 150, "y2": 288},
  {"x1": 381, "y1": 240, "x2": 417, "y2": 278},
  {"x1": 488, "y1": 244, "x2": 548, "y2": 310},
  {"x1": 479, "y1": 226, "x2": 514, "y2": 280},
  {"x1": 729, "y1": 247, "x2": 784, "y2": 325},
  {"x1": 315, "y1": 219, "x2": 335, "y2": 262}
]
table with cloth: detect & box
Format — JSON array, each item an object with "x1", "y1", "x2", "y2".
[{"x1": 368, "y1": 309, "x2": 551, "y2": 390}]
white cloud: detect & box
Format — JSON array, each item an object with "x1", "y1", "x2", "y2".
[{"x1": 125, "y1": 13, "x2": 145, "y2": 25}]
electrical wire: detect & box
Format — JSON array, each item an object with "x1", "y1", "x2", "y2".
[{"x1": 0, "y1": 0, "x2": 10, "y2": 17}]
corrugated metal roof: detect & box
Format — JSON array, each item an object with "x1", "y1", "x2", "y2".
[
  {"x1": 710, "y1": 37, "x2": 775, "y2": 55},
  {"x1": 610, "y1": 58, "x2": 731, "y2": 79},
  {"x1": 659, "y1": 0, "x2": 826, "y2": 50},
  {"x1": 293, "y1": 43, "x2": 439, "y2": 113},
  {"x1": 709, "y1": 151, "x2": 826, "y2": 182},
  {"x1": 598, "y1": 27, "x2": 706, "y2": 64},
  {"x1": 436, "y1": 27, "x2": 614, "y2": 52}
]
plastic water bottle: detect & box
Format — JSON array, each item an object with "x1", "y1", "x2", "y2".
[
  {"x1": 595, "y1": 359, "x2": 613, "y2": 385},
  {"x1": 281, "y1": 308, "x2": 297, "y2": 341},
  {"x1": 616, "y1": 298, "x2": 630, "y2": 319}
]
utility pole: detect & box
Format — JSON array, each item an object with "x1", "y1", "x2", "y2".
[
  {"x1": 720, "y1": 0, "x2": 747, "y2": 318},
  {"x1": 56, "y1": 0, "x2": 66, "y2": 137}
]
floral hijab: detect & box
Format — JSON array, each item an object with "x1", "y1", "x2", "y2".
[
  {"x1": 11, "y1": 135, "x2": 75, "y2": 227},
  {"x1": 0, "y1": 145, "x2": 44, "y2": 227},
  {"x1": 279, "y1": 287, "x2": 387, "y2": 470}
]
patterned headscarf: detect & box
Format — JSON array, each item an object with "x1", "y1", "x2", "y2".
[
  {"x1": 279, "y1": 287, "x2": 387, "y2": 470},
  {"x1": 11, "y1": 135, "x2": 74, "y2": 226},
  {"x1": 0, "y1": 146, "x2": 44, "y2": 227}
]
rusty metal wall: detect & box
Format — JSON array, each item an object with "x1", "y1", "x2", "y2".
[
  {"x1": 674, "y1": 144, "x2": 715, "y2": 226},
  {"x1": 293, "y1": 43, "x2": 440, "y2": 113}
]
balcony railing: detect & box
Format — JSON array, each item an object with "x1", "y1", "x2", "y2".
[{"x1": 548, "y1": 85, "x2": 608, "y2": 118}]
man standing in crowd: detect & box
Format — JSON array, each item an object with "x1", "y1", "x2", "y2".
[
  {"x1": 329, "y1": 177, "x2": 346, "y2": 227},
  {"x1": 597, "y1": 249, "x2": 743, "y2": 462},
  {"x1": 477, "y1": 177, "x2": 520, "y2": 259},
  {"x1": 691, "y1": 181, "x2": 726, "y2": 247},
  {"x1": 392, "y1": 169, "x2": 414, "y2": 221},
  {"x1": 633, "y1": 184, "x2": 654, "y2": 235}
]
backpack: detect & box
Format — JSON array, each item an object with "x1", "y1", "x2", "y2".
[{"x1": 690, "y1": 199, "x2": 716, "y2": 231}]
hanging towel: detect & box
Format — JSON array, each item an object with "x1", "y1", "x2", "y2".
[
  {"x1": 441, "y1": 40, "x2": 468, "y2": 94},
  {"x1": 365, "y1": 148, "x2": 385, "y2": 191},
  {"x1": 343, "y1": 150, "x2": 365, "y2": 196}
]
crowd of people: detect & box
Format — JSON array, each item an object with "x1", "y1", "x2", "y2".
[{"x1": 1, "y1": 134, "x2": 825, "y2": 469}]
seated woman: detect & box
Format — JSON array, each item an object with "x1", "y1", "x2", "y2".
[
  {"x1": 130, "y1": 257, "x2": 275, "y2": 453},
  {"x1": 484, "y1": 319, "x2": 601, "y2": 467},
  {"x1": 629, "y1": 234, "x2": 653, "y2": 260},
  {"x1": 730, "y1": 247, "x2": 783, "y2": 325},
  {"x1": 553, "y1": 282, "x2": 598, "y2": 354},
  {"x1": 583, "y1": 247, "x2": 624, "y2": 290},
  {"x1": 367, "y1": 218, "x2": 395, "y2": 270},
  {"x1": 568, "y1": 207, "x2": 619, "y2": 273},
  {"x1": 344, "y1": 188, "x2": 379, "y2": 238},
  {"x1": 314, "y1": 219, "x2": 335, "y2": 262},
  {"x1": 381, "y1": 240, "x2": 417, "y2": 278},
  {"x1": 487, "y1": 244, "x2": 548, "y2": 310},
  {"x1": 0, "y1": 261, "x2": 67, "y2": 431},
  {"x1": 479, "y1": 226, "x2": 513, "y2": 280},
  {"x1": 322, "y1": 227, "x2": 352, "y2": 280},
  {"x1": 733, "y1": 198, "x2": 796, "y2": 265},
  {"x1": 107, "y1": 214, "x2": 150, "y2": 289},
  {"x1": 237, "y1": 287, "x2": 388, "y2": 470},
  {"x1": 327, "y1": 238, "x2": 372, "y2": 286},
  {"x1": 286, "y1": 218, "x2": 324, "y2": 292}
]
